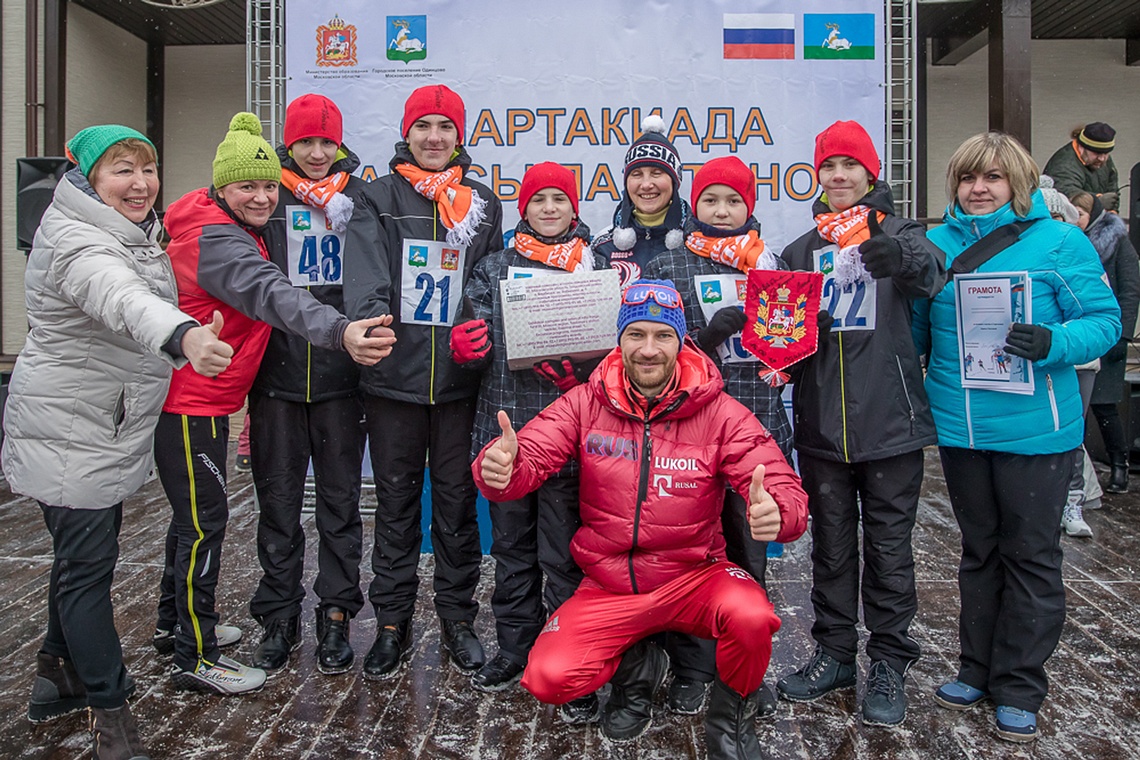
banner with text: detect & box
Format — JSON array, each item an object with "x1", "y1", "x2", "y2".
[{"x1": 284, "y1": 0, "x2": 884, "y2": 252}]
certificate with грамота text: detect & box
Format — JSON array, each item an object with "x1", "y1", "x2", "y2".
[{"x1": 954, "y1": 271, "x2": 1034, "y2": 395}]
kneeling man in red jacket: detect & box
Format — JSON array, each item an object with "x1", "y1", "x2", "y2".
[{"x1": 473, "y1": 279, "x2": 808, "y2": 760}]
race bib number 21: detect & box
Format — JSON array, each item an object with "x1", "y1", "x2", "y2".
[{"x1": 400, "y1": 239, "x2": 466, "y2": 327}]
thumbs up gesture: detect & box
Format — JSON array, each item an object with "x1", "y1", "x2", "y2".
[
  {"x1": 181, "y1": 310, "x2": 234, "y2": 378},
  {"x1": 481, "y1": 410, "x2": 518, "y2": 488},
  {"x1": 747, "y1": 463, "x2": 781, "y2": 542},
  {"x1": 858, "y1": 212, "x2": 903, "y2": 279}
]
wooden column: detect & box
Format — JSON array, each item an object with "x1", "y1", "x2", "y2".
[
  {"x1": 988, "y1": 0, "x2": 1032, "y2": 149},
  {"x1": 43, "y1": 0, "x2": 66, "y2": 155}
]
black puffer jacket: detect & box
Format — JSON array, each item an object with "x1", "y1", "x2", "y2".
[
  {"x1": 343, "y1": 143, "x2": 504, "y2": 404},
  {"x1": 780, "y1": 183, "x2": 946, "y2": 463},
  {"x1": 252, "y1": 145, "x2": 367, "y2": 403},
  {"x1": 595, "y1": 194, "x2": 691, "y2": 288}
]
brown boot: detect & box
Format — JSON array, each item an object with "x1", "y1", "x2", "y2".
[
  {"x1": 90, "y1": 703, "x2": 150, "y2": 760},
  {"x1": 28, "y1": 652, "x2": 86, "y2": 723}
]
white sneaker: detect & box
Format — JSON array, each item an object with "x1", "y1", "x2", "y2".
[
  {"x1": 216, "y1": 624, "x2": 243, "y2": 648},
  {"x1": 1062, "y1": 502, "x2": 1093, "y2": 538},
  {"x1": 153, "y1": 623, "x2": 242, "y2": 656},
  {"x1": 171, "y1": 655, "x2": 267, "y2": 695}
]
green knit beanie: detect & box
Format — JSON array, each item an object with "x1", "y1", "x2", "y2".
[
  {"x1": 65, "y1": 125, "x2": 154, "y2": 176},
  {"x1": 212, "y1": 112, "x2": 281, "y2": 188}
]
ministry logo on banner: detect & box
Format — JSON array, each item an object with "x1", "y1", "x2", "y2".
[
  {"x1": 723, "y1": 14, "x2": 795, "y2": 60},
  {"x1": 316, "y1": 15, "x2": 357, "y2": 68},
  {"x1": 387, "y1": 16, "x2": 427, "y2": 63},
  {"x1": 803, "y1": 14, "x2": 875, "y2": 60}
]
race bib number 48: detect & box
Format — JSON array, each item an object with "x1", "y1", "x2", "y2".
[
  {"x1": 814, "y1": 245, "x2": 876, "y2": 331},
  {"x1": 401, "y1": 239, "x2": 466, "y2": 326},
  {"x1": 286, "y1": 206, "x2": 345, "y2": 286}
]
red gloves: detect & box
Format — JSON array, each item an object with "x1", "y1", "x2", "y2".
[
  {"x1": 534, "y1": 357, "x2": 580, "y2": 392},
  {"x1": 450, "y1": 320, "x2": 491, "y2": 364}
]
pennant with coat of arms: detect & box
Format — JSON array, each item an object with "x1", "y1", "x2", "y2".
[{"x1": 741, "y1": 269, "x2": 824, "y2": 385}]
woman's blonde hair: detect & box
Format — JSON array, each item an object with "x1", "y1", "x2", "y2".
[
  {"x1": 945, "y1": 132, "x2": 1039, "y2": 217},
  {"x1": 89, "y1": 138, "x2": 158, "y2": 178}
]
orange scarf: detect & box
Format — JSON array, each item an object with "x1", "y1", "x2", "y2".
[
  {"x1": 395, "y1": 163, "x2": 487, "y2": 248},
  {"x1": 280, "y1": 169, "x2": 349, "y2": 208},
  {"x1": 685, "y1": 229, "x2": 768, "y2": 273},
  {"x1": 280, "y1": 168, "x2": 354, "y2": 232},
  {"x1": 814, "y1": 206, "x2": 883, "y2": 248},
  {"x1": 514, "y1": 233, "x2": 589, "y2": 272}
]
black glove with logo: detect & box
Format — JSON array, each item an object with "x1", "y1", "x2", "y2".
[
  {"x1": 858, "y1": 213, "x2": 904, "y2": 279},
  {"x1": 697, "y1": 306, "x2": 747, "y2": 353},
  {"x1": 1004, "y1": 322, "x2": 1052, "y2": 361}
]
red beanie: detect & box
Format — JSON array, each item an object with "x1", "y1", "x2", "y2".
[
  {"x1": 401, "y1": 84, "x2": 465, "y2": 143},
  {"x1": 283, "y1": 94, "x2": 343, "y2": 148},
  {"x1": 814, "y1": 120, "x2": 880, "y2": 179},
  {"x1": 518, "y1": 162, "x2": 579, "y2": 218},
  {"x1": 690, "y1": 156, "x2": 756, "y2": 218}
]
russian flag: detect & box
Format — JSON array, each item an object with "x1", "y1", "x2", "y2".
[{"x1": 724, "y1": 13, "x2": 795, "y2": 60}]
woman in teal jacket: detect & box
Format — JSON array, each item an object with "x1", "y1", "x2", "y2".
[{"x1": 913, "y1": 132, "x2": 1119, "y2": 744}]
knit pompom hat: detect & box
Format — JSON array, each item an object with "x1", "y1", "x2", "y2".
[
  {"x1": 283, "y1": 94, "x2": 343, "y2": 147},
  {"x1": 401, "y1": 84, "x2": 465, "y2": 143},
  {"x1": 690, "y1": 156, "x2": 756, "y2": 218},
  {"x1": 624, "y1": 115, "x2": 681, "y2": 187},
  {"x1": 617, "y1": 279, "x2": 687, "y2": 342},
  {"x1": 213, "y1": 112, "x2": 281, "y2": 188},
  {"x1": 65, "y1": 125, "x2": 154, "y2": 176},
  {"x1": 1038, "y1": 175, "x2": 1080, "y2": 225},
  {"x1": 518, "y1": 162, "x2": 580, "y2": 218},
  {"x1": 814, "y1": 120, "x2": 881, "y2": 179}
]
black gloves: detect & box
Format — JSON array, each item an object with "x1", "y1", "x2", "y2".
[
  {"x1": 858, "y1": 214, "x2": 904, "y2": 279},
  {"x1": 817, "y1": 310, "x2": 835, "y2": 344},
  {"x1": 1104, "y1": 338, "x2": 1129, "y2": 364},
  {"x1": 697, "y1": 306, "x2": 747, "y2": 352},
  {"x1": 1099, "y1": 191, "x2": 1119, "y2": 212},
  {"x1": 1004, "y1": 323, "x2": 1052, "y2": 361}
]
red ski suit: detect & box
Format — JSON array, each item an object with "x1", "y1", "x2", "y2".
[{"x1": 473, "y1": 342, "x2": 808, "y2": 700}]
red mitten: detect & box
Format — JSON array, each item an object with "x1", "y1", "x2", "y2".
[{"x1": 450, "y1": 320, "x2": 491, "y2": 364}]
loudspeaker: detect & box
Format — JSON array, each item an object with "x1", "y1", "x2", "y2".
[{"x1": 16, "y1": 157, "x2": 70, "y2": 251}]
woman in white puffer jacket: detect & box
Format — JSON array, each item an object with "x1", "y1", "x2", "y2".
[{"x1": 1, "y1": 125, "x2": 231, "y2": 759}]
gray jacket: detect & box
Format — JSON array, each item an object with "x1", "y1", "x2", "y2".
[{"x1": 2, "y1": 172, "x2": 191, "y2": 509}]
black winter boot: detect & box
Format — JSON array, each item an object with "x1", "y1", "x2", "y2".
[
  {"x1": 90, "y1": 703, "x2": 150, "y2": 760},
  {"x1": 315, "y1": 607, "x2": 354, "y2": 675},
  {"x1": 251, "y1": 616, "x2": 301, "y2": 673},
  {"x1": 28, "y1": 652, "x2": 86, "y2": 723},
  {"x1": 1107, "y1": 452, "x2": 1129, "y2": 493},
  {"x1": 600, "y1": 641, "x2": 668, "y2": 741},
  {"x1": 704, "y1": 678, "x2": 761, "y2": 760}
]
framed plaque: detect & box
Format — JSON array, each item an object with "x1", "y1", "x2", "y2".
[{"x1": 500, "y1": 268, "x2": 621, "y2": 370}]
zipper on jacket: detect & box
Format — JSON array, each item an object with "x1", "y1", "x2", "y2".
[
  {"x1": 1046, "y1": 374, "x2": 1059, "y2": 431},
  {"x1": 628, "y1": 415, "x2": 653, "y2": 595},
  {"x1": 894, "y1": 355, "x2": 917, "y2": 436},
  {"x1": 430, "y1": 211, "x2": 439, "y2": 405},
  {"x1": 965, "y1": 388, "x2": 974, "y2": 449},
  {"x1": 306, "y1": 342, "x2": 313, "y2": 403},
  {"x1": 306, "y1": 285, "x2": 314, "y2": 403},
  {"x1": 838, "y1": 333, "x2": 850, "y2": 462}
]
